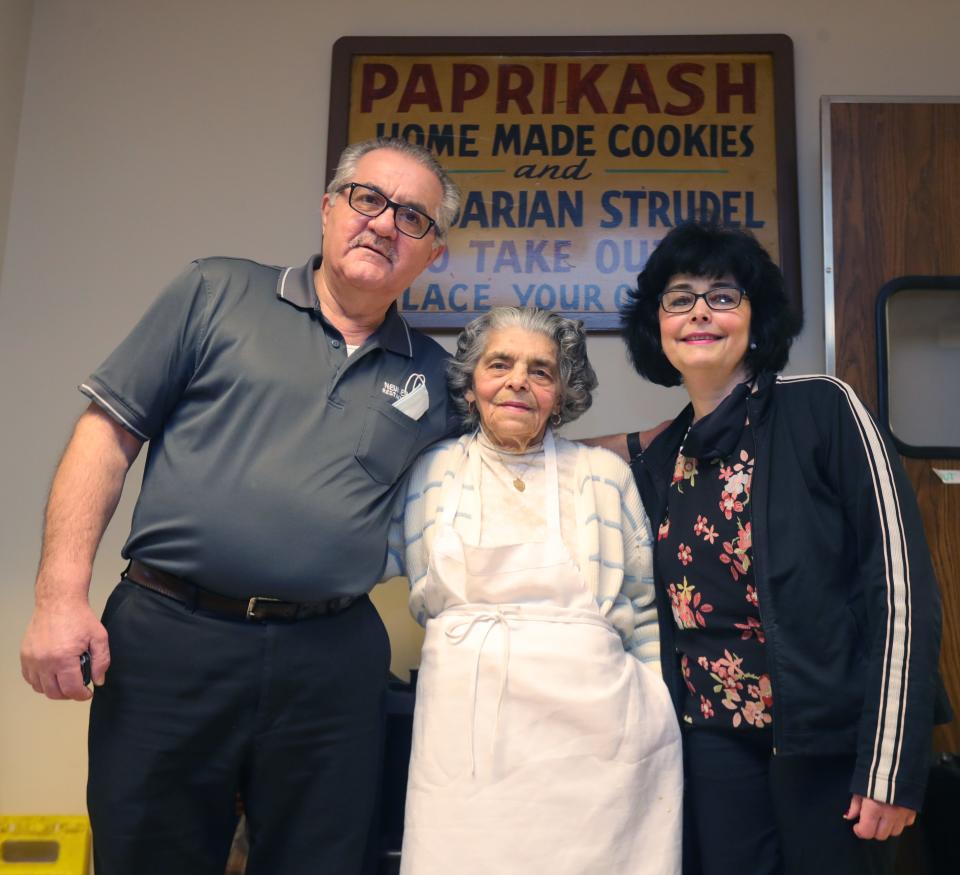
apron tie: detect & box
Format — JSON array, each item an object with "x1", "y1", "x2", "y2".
[{"x1": 445, "y1": 608, "x2": 517, "y2": 776}]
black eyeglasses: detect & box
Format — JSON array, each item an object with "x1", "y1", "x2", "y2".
[
  {"x1": 337, "y1": 182, "x2": 437, "y2": 239},
  {"x1": 659, "y1": 286, "x2": 747, "y2": 314}
]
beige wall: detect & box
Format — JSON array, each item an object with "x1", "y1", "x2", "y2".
[
  {"x1": 0, "y1": 0, "x2": 33, "y2": 293},
  {"x1": 2, "y1": 0, "x2": 958, "y2": 814}
]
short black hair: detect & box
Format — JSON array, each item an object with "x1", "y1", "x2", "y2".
[{"x1": 620, "y1": 220, "x2": 803, "y2": 387}]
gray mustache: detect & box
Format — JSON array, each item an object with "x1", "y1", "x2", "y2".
[{"x1": 350, "y1": 234, "x2": 397, "y2": 262}]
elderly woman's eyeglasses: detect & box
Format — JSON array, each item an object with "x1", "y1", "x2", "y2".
[
  {"x1": 337, "y1": 182, "x2": 437, "y2": 239},
  {"x1": 659, "y1": 286, "x2": 747, "y2": 314}
]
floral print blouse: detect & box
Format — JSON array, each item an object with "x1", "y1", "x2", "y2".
[{"x1": 656, "y1": 418, "x2": 774, "y2": 733}]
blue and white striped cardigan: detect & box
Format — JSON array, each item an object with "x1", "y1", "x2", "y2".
[{"x1": 383, "y1": 433, "x2": 661, "y2": 667}]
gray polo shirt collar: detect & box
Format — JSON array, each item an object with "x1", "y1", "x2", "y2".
[{"x1": 276, "y1": 254, "x2": 414, "y2": 357}]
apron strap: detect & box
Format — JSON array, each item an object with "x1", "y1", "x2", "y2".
[
  {"x1": 543, "y1": 429, "x2": 563, "y2": 545},
  {"x1": 445, "y1": 608, "x2": 516, "y2": 777}
]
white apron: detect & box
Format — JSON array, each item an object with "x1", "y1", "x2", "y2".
[{"x1": 400, "y1": 431, "x2": 682, "y2": 874}]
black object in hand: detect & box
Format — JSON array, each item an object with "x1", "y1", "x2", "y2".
[{"x1": 80, "y1": 651, "x2": 92, "y2": 686}]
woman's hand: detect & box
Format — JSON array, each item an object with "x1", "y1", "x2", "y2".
[{"x1": 843, "y1": 794, "x2": 916, "y2": 840}]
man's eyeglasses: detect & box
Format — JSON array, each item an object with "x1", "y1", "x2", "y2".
[
  {"x1": 659, "y1": 286, "x2": 747, "y2": 314},
  {"x1": 337, "y1": 182, "x2": 437, "y2": 239}
]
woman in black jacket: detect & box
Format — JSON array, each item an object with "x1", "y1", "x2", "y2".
[{"x1": 620, "y1": 220, "x2": 942, "y2": 875}]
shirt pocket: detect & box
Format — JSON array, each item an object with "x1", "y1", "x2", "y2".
[{"x1": 355, "y1": 401, "x2": 420, "y2": 485}]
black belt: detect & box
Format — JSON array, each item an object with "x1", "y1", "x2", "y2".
[{"x1": 123, "y1": 560, "x2": 358, "y2": 622}]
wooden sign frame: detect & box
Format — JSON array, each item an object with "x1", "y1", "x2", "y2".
[{"x1": 328, "y1": 35, "x2": 800, "y2": 330}]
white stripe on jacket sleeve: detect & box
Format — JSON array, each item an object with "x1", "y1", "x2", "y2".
[{"x1": 779, "y1": 375, "x2": 911, "y2": 804}]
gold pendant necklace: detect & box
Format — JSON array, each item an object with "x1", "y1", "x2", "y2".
[
  {"x1": 488, "y1": 447, "x2": 534, "y2": 491},
  {"x1": 502, "y1": 455, "x2": 534, "y2": 491},
  {"x1": 480, "y1": 430, "x2": 538, "y2": 492}
]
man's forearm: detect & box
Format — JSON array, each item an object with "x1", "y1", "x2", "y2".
[
  {"x1": 35, "y1": 404, "x2": 142, "y2": 604},
  {"x1": 579, "y1": 432, "x2": 629, "y2": 460},
  {"x1": 580, "y1": 420, "x2": 673, "y2": 463},
  {"x1": 22, "y1": 403, "x2": 143, "y2": 699}
]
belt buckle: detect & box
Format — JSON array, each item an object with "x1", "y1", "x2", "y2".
[{"x1": 246, "y1": 596, "x2": 281, "y2": 621}]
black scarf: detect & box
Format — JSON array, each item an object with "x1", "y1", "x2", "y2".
[{"x1": 680, "y1": 380, "x2": 753, "y2": 462}]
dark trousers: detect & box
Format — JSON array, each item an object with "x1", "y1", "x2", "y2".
[
  {"x1": 88, "y1": 580, "x2": 390, "y2": 875},
  {"x1": 683, "y1": 729, "x2": 900, "y2": 875}
]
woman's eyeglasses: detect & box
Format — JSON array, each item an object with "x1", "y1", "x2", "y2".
[{"x1": 659, "y1": 286, "x2": 747, "y2": 314}]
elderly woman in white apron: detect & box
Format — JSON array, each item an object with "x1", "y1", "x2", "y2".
[{"x1": 384, "y1": 307, "x2": 682, "y2": 874}]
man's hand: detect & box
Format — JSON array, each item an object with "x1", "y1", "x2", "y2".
[
  {"x1": 21, "y1": 597, "x2": 109, "y2": 701},
  {"x1": 844, "y1": 794, "x2": 916, "y2": 840}
]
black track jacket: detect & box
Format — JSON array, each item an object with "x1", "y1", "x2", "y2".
[{"x1": 631, "y1": 371, "x2": 943, "y2": 811}]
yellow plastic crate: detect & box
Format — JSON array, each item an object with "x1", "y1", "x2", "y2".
[{"x1": 0, "y1": 817, "x2": 90, "y2": 875}]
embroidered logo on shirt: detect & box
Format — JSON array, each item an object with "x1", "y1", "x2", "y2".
[{"x1": 382, "y1": 373, "x2": 426, "y2": 400}]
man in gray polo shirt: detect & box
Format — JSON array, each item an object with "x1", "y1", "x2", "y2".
[{"x1": 20, "y1": 138, "x2": 460, "y2": 875}]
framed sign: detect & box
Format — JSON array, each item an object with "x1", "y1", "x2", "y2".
[{"x1": 328, "y1": 35, "x2": 799, "y2": 329}]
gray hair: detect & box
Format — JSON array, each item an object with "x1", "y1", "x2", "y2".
[
  {"x1": 449, "y1": 307, "x2": 598, "y2": 432},
  {"x1": 326, "y1": 138, "x2": 461, "y2": 246}
]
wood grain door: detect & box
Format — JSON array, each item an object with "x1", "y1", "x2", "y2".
[{"x1": 823, "y1": 98, "x2": 960, "y2": 753}]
